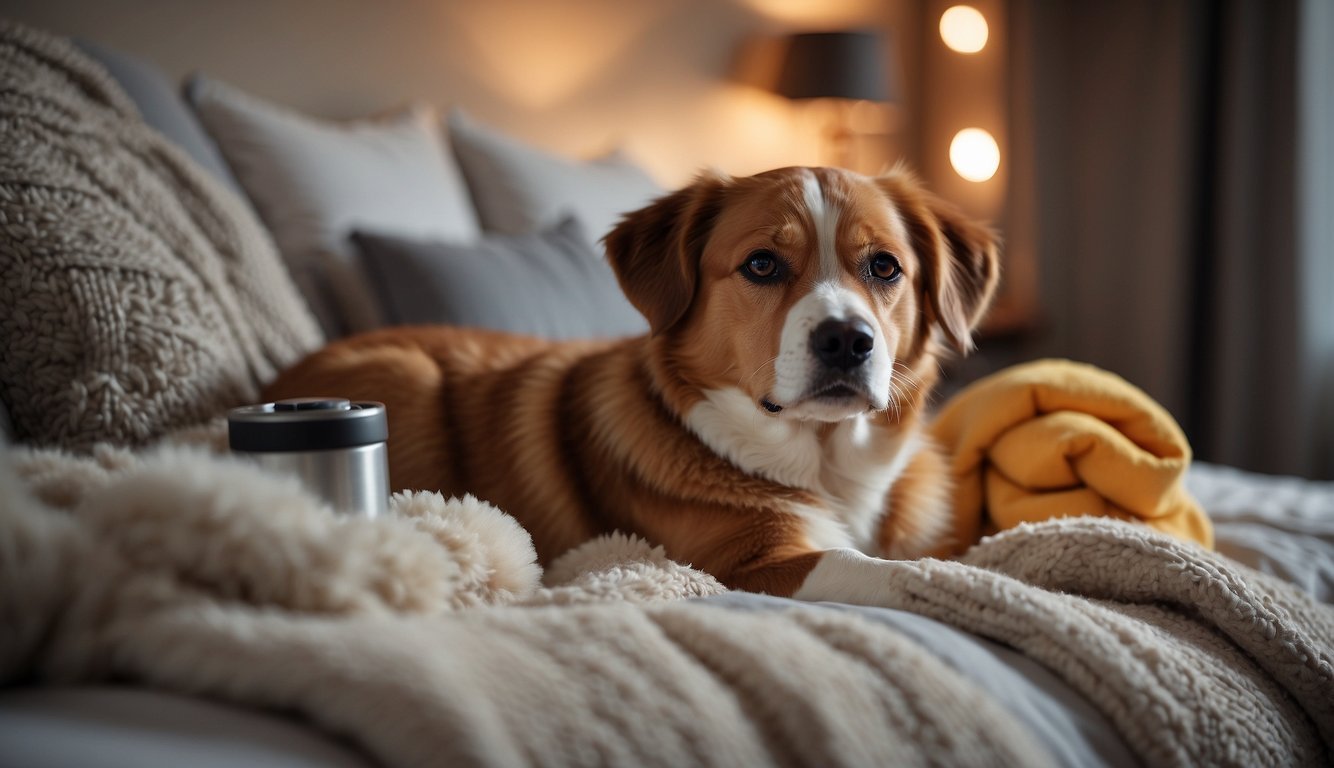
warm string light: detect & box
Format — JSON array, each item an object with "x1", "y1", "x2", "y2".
[
  {"x1": 939, "y1": 5, "x2": 989, "y2": 54},
  {"x1": 941, "y1": 5, "x2": 996, "y2": 182},
  {"x1": 949, "y1": 128, "x2": 999, "y2": 182}
]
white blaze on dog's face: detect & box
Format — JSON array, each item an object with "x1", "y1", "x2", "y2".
[
  {"x1": 604, "y1": 166, "x2": 999, "y2": 424},
  {"x1": 765, "y1": 171, "x2": 909, "y2": 419}
]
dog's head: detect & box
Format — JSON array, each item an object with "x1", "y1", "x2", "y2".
[{"x1": 604, "y1": 166, "x2": 1000, "y2": 422}]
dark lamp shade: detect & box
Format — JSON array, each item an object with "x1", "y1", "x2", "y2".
[{"x1": 776, "y1": 31, "x2": 894, "y2": 102}]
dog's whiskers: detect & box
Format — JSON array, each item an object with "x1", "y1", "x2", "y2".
[
  {"x1": 890, "y1": 361, "x2": 924, "y2": 392},
  {"x1": 885, "y1": 380, "x2": 905, "y2": 422},
  {"x1": 741, "y1": 355, "x2": 780, "y2": 389},
  {"x1": 884, "y1": 364, "x2": 924, "y2": 423}
]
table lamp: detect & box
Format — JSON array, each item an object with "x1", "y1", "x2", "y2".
[{"x1": 775, "y1": 30, "x2": 895, "y2": 169}]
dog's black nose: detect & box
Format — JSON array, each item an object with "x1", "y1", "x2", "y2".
[{"x1": 811, "y1": 318, "x2": 874, "y2": 370}]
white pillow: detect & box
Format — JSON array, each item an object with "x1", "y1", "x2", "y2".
[
  {"x1": 447, "y1": 108, "x2": 661, "y2": 251},
  {"x1": 187, "y1": 76, "x2": 480, "y2": 335}
]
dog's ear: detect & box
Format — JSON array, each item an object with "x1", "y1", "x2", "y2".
[
  {"x1": 877, "y1": 171, "x2": 1001, "y2": 354},
  {"x1": 603, "y1": 171, "x2": 729, "y2": 335}
]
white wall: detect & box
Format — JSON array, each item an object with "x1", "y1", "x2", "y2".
[{"x1": 5, "y1": 0, "x2": 911, "y2": 186}]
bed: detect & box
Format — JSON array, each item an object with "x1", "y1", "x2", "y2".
[{"x1": 1, "y1": 22, "x2": 1331, "y2": 768}]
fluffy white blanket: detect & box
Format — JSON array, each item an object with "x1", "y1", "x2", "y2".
[{"x1": 2, "y1": 442, "x2": 1331, "y2": 767}]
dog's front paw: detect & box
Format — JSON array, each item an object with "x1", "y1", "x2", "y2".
[{"x1": 792, "y1": 548, "x2": 915, "y2": 607}]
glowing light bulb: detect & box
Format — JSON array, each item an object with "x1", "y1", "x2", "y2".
[
  {"x1": 949, "y1": 128, "x2": 999, "y2": 182},
  {"x1": 940, "y1": 5, "x2": 989, "y2": 54}
]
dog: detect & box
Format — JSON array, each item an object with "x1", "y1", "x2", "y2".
[{"x1": 264, "y1": 166, "x2": 1000, "y2": 596}]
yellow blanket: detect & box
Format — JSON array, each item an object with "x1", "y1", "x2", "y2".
[{"x1": 931, "y1": 359, "x2": 1213, "y2": 554}]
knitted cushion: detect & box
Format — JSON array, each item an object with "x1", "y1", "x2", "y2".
[{"x1": 0, "y1": 22, "x2": 324, "y2": 450}]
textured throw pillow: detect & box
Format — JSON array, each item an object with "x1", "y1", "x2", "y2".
[
  {"x1": 0, "y1": 22, "x2": 324, "y2": 451},
  {"x1": 73, "y1": 39, "x2": 242, "y2": 194},
  {"x1": 447, "y1": 108, "x2": 662, "y2": 249},
  {"x1": 353, "y1": 218, "x2": 649, "y2": 340},
  {"x1": 186, "y1": 75, "x2": 481, "y2": 335}
]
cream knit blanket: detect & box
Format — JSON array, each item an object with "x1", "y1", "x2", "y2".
[{"x1": 2, "y1": 442, "x2": 1331, "y2": 767}]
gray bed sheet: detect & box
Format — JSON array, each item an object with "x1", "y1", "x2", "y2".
[
  {"x1": 1188, "y1": 462, "x2": 1334, "y2": 602},
  {"x1": 0, "y1": 687, "x2": 371, "y2": 768}
]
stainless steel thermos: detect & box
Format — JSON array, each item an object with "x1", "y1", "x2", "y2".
[{"x1": 227, "y1": 398, "x2": 389, "y2": 518}]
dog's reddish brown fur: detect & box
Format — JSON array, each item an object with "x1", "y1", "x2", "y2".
[{"x1": 265, "y1": 167, "x2": 999, "y2": 596}]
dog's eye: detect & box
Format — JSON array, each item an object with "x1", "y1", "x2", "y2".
[
  {"x1": 742, "y1": 251, "x2": 782, "y2": 283},
  {"x1": 870, "y1": 252, "x2": 902, "y2": 282}
]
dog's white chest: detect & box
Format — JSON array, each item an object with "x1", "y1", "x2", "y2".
[{"x1": 685, "y1": 387, "x2": 916, "y2": 552}]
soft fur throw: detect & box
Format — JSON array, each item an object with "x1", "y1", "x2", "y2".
[
  {"x1": 3, "y1": 442, "x2": 1331, "y2": 767},
  {"x1": 932, "y1": 359, "x2": 1213, "y2": 552},
  {"x1": 0, "y1": 22, "x2": 323, "y2": 450}
]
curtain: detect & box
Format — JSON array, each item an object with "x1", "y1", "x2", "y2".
[
  {"x1": 1295, "y1": 0, "x2": 1334, "y2": 479},
  {"x1": 1010, "y1": 0, "x2": 1333, "y2": 478}
]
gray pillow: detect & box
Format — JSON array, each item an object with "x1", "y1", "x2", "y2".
[
  {"x1": 353, "y1": 218, "x2": 648, "y2": 340},
  {"x1": 447, "y1": 108, "x2": 661, "y2": 250},
  {"x1": 186, "y1": 75, "x2": 481, "y2": 337},
  {"x1": 72, "y1": 39, "x2": 242, "y2": 194}
]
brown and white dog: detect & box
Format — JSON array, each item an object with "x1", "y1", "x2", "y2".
[{"x1": 264, "y1": 166, "x2": 1000, "y2": 596}]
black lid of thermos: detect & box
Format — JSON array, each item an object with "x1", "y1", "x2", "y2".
[{"x1": 227, "y1": 398, "x2": 387, "y2": 453}]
